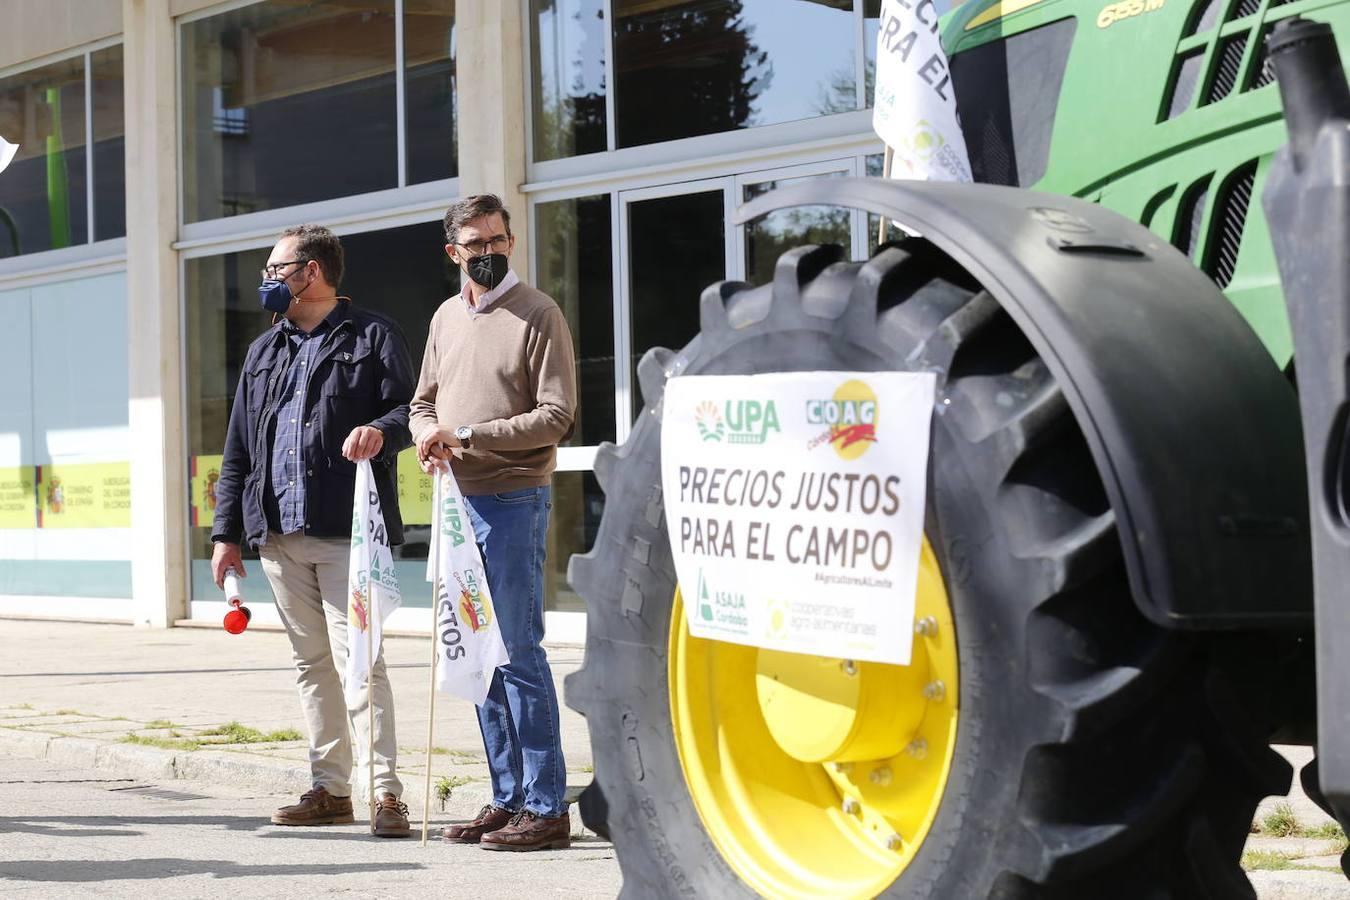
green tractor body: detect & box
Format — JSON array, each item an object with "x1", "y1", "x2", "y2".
[
  {"x1": 947, "y1": 0, "x2": 1350, "y2": 365},
  {"x1": 564, "y1": 2, "x2": 1350, "y2": 896}
]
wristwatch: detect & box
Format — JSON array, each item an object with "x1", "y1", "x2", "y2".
[{"x1": 455, "y1": 425, "x2": 473, "y2": 448}]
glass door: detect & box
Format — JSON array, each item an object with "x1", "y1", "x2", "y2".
[{"x1": 617, "y1": 178, "x2": 735, "y2": 433}]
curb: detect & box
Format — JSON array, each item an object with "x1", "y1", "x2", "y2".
[{"x1": 0, "y1": 726, "x2": 306, "y2": 793}]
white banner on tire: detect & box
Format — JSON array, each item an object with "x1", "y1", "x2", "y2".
[{"x1": 660, "y1": 372, "x2": 935, "y2": 666}]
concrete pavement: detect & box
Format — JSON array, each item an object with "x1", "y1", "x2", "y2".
[
  {"x1": 3, "y1": 618, "x2": 1350, "y2": 897},
  {"x1": 1, "y1": 755, "x2": 620, "y2": 899}
]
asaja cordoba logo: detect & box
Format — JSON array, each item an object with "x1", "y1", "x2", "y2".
[{"x1": 807, "y1": 379, "x2": 879, "y2": 460}]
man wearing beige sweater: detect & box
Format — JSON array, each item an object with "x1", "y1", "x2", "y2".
[{"x1": 411, "y1": 194, "x2": 578, "y2": 852}]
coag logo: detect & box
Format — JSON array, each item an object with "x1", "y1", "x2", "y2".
[
  {"x1": 456, "y1": 571, "x2": 494, "y2": 632},
  {"x1": 349, "y1": 585, "x2": 369, "y2": 632},
  {"x1": 807, "y1": 379, "x2": 879, "y2": 460},
  {"x1": 694, "y1": 399, "x2": 781, "y2": 445},
  {"x1": 904, "y1": 119, "x2": 944, "y2": 162}
]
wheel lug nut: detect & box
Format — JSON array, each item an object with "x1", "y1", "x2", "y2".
[
  {"x1": 842, "y1": 797, "x2": 860, "y2": 815},
  {"x1": 833, "y1": 762, "x2": 854, "y2": 774},
  {"x1": 914, "y1": 616, "x2": 938, "y2": 637},
  {"x1": 841, "y1": 659, "x2": 858, "y2": 676},
  {"x1": 905, "y1": 738, "x2": 928, "y2": 760},
  {"x1": 869, "y1": 766, "x2": 893, "y2": 786},
  {"x1": 885, "y1": 833, "x2": 903, "y2": 850},
  {"x1": 923, "y1": 680, "x2": 946, "y2": 702}
]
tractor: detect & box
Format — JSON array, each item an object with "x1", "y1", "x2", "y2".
[{"x1": 563, "y1": 0, "x2": 1350, "y2": 895}]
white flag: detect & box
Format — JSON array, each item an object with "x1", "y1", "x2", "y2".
[
  {"x1": 872, "y1": 0, "x2": 972, "y2": 183},
  {"x1": 427, "y1": 469, "x2": 508, "y2": 705},
  {"x1": 0, "y1": 138, "x2": 17, "y2": 176},
  {"x1": 346, "y1": 460, "x2": 402, "y2": 707}
]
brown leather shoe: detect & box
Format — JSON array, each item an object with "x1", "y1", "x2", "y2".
[
  {"x1": 480, "y1": 810, "x2": 571, "y2": 852},
  {"x1": 373, "y1": 793, "x2": 411, "y2": 838},
  {"x1": 441, "y1": 804, "x2": 514, "y2": 844},
  {"x1": 271, "y1": 786, "x2": 355, "y2": 826}
]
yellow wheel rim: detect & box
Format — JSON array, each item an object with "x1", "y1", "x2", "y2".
[{"x1": 669, "y1": 538, "x2": 958, "y2": 899}]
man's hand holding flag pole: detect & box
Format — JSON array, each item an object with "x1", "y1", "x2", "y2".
[
  {"x1": 347, "y1": 461, "x2": 402, "y2": 833},
  {"x1": 418, "y1": 454, "x2": 511, "y2": 844}
]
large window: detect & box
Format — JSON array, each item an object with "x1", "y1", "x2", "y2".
[
  {"x1": 0, "y1": 45, "x2": 126, "y2": 259},
  {"x1": 531, "y1": 0, "x2": 872, "y2": 161},
  {"x1": 530, "y1": 0, "x2": 607, "y2": 163},
  {"x1": 613, "y1": 0, "x2": 855, "y2": 148},
  {"x1": 181, "y1": 1, "x2": 456, "y2": 224},
  {"x1": 531, "y1": 0, "x2": 963, "y2": 161}
]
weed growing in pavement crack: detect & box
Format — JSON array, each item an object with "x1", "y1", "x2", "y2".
[
  {"x1": 121, "y1": 734, "x2": 202, "y2": 752},
  {"x1": 434, "y1": 775, "x2": 474, "y2": 811},
  {"x1": 198, "y1": 722, "x2": 303, "y2": 743},
  {"x1": 1261, "y1": 802, "x2": 1300, "y2": 837}
]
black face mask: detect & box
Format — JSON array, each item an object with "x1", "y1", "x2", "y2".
[{"x1": 466, "y1": 253, "x2": 509, "y2": 290}]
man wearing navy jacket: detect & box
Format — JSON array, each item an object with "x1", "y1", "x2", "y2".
[{"x1": 210, "y1": 224, "x2": 416, "y2": 838}]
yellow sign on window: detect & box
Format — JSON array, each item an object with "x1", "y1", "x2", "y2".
[
  {"x1": 191, "y1": 454, "x2": 225, "y2": 529},
  {"x1": 0, "y1": 466, "x2": 37, "y2": 529},
  {"x1": 190, "y1": 450, "x2": 434, "y2": 529},
  {"x1": 397, "y1": 447, "x2": 433, "y2": 526},
  {"x1": 36, "y1": 462, "x2": 132, "y2": 528}
]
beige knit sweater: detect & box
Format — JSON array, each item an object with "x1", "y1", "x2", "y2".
[{"x1": 409, "y1": 282, "x2": 577, "y2": 495}]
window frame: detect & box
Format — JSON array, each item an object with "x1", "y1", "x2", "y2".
[
  {"x1": 0, "y1": 35, "x2": 127, "y2": 274},
  {"x1": 175, "y1": 0, "x2": 457, "y2": 235},
  {"x1": 523, "y1": 0, "x2": 876, "y2": 176}
]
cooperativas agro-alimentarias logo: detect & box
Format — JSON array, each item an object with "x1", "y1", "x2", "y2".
[
  {"x1": 695, "y1": 398, "x2": 780, "y2": 445},
  {"x1": 807, "y1": 379, "x2": 879, "y2": 460}
]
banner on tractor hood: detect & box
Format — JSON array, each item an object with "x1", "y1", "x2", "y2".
[
  {"x1": 872, "y1": 0, "x2": 972, "y2": 183},
  {"x1": 660, "y1": 372, "x2": 935, "y2": 666}
]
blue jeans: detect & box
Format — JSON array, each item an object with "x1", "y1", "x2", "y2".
[{"x1": 464, "y1": 486, "x2": 566, "y2": 818}]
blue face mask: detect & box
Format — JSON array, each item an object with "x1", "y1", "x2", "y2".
[{"x1": 258, "y1": 278, "x2": 295, "y2": 314}]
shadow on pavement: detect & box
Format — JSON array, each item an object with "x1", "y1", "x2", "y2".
[
  {"x1": 1, "y1": 814, "x2": 270, "y2": 833},
  {"x1": 0, "y1": 859, "x2": 425, "y2": 882}
]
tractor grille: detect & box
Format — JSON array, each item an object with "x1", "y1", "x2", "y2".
[
  {"x1": 1205, "y1": 34, "x2": 1249, "y2": 104},
  {"x1": 1206, "y1": 161, "x2": 1257, "y2": 288},
  {"x1": 1160, "y1": 0, "x2": 1317, "y2": 121},
  {"x1": 1247, "y1": 25, "x2": 1277, "y2": 90},
  {"x1": 1166, "y1": 52, "x2": 1206, "y2": 120},
  {"x1": 1167, "y1": 161, "x2": 1258, "y2": 286},
  {"x1": 1173, "y1": 177, "x2": 1211, "y2": 261}
]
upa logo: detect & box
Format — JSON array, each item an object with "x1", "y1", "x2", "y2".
[
  {"x1": 694, "y1": 400, "x2": 725, "y2": 442},
  {"x1": 694, "y1": 398, "x2": 781, "y2": 445},
  {"x1": 807, "y1": 379, "x2": 879, "y2": 460}
]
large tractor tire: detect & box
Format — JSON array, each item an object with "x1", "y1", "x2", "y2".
[{"x1": 565, "y1": 240, "x2": 1291, "y2": 898}]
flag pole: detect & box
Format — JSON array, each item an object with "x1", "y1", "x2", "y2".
[
  {"x1": 368, "y1": 588, "x2": 377, "y2": 834},
  {"x1": 877, "y1": 144, "x2": 895, "y2": 246},
  {"x1": 422, "y1": 577, "x2": 438, "y2": 846},
  {"x1": 421, "y1": 469, "x2": 443, "y2": 846}
]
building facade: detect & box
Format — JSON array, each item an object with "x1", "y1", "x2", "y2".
[{"x1": 0, "y1": 0, "x2": 916, "y2": 638}]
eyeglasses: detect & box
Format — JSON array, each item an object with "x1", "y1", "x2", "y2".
[
  {"x1": 453, "y1": 235, "x2": 511, "y2": 256},
  {"x1": 260, "y1": 259, "x2": 308, "y2": 279}
]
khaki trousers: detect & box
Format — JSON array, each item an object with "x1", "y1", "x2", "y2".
[{"x1": 258, "y1": 530, "x2": 402, "y2": 799}]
